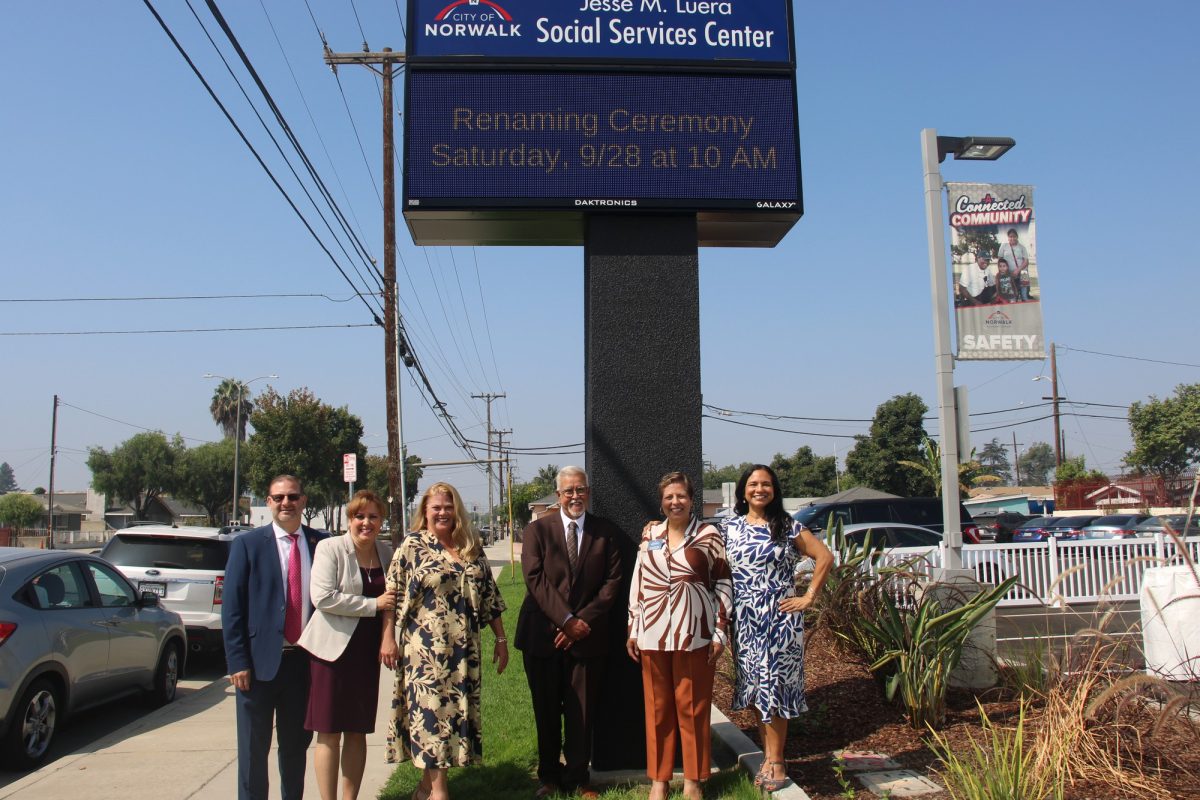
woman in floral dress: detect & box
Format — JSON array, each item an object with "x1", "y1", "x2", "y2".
[
  {"x1": 383, "y1": 482, "x2": 508, "y2": 800},
  {"x1": 724, "y1": 464, "x2": 833, "y2": 793}
]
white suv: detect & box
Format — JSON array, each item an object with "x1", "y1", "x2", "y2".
[{"x1": 100, "y1": 525, "x2": 251, "y2": 657}]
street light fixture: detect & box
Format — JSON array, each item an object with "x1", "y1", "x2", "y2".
[
  {"x1": 922, "y1": 129, "x2": 1014, "y2": 571},
  {"x1": 204, "y1": 373, "x2": 278, "y2": 524}
]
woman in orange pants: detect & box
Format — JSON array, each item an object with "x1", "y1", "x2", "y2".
[{"x1": 627, "y1": 472, "x2": 733, "y2": 800}]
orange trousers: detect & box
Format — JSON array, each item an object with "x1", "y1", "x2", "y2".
[{"x1": 640, "y1": 647, "x2": 714, "y2": 781}]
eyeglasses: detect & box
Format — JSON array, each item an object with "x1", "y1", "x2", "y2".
[
  {"x1": 269, "y1": 493, "x2": 302, "y2": 503},
  {"x1": 557, "y1": 487, "x2": 589, "y2": 497}
]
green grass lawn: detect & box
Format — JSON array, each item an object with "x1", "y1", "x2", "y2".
[{"x1": 378, "y1": 568, "x2": 759, "y2": 800}]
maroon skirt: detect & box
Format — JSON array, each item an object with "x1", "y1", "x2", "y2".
[{"x1": 305, "y1": 567, "x2": 385, "y2": 733}]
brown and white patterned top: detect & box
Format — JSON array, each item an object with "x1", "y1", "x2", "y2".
[{"x1": 627, "y1": 518, "x2": 733, "y2": 652}]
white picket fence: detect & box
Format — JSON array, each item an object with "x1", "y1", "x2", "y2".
[{"x1": 875, "y1": 535, "x2": 1200, "y2": 608}]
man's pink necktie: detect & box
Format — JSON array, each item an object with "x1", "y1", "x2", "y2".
[{"x1": 284, "y1": 533, "x2": 302, "y2": 643}]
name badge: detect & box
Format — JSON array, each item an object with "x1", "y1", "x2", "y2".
[{"x1": 648, "y1": 539, "x2": 666, "y2": 551}]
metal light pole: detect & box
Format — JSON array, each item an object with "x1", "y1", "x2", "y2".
[
  {"x1": 921, "y1": 129, "x2": 1014, "y2": 571},
  {"x1": 205, "y1": 373, "x2": 277, "y2": 524}
]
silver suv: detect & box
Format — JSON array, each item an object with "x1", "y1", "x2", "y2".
[{"x1": 99, "y1": 525, "x2": 250, "y2": 656}]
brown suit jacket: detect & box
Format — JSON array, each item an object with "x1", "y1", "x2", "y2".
[{"x1": 515, "y1": 511, "x2": 623, "y2": 659}]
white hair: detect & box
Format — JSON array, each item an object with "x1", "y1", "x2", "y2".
[{"x1": 556, "y1": 466, "x2": 588, "y2": 490}]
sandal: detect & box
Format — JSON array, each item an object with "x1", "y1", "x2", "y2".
[
  {"x1": 759, "y1": 762, "x2": 792, "y2": 793},
  {"x1": 752, "y1": 760, "x2": 770, "y2": 787}
]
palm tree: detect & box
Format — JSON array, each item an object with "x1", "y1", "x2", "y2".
[
  {"x1": 898, "y1": 438, "x2": 998, "y2": 498},
  {"x1": 209, "y1": 379, "x2": 253, "y2": 441}
]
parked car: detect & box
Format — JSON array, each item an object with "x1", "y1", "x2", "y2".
[
  {"x1": 99, "y1": 525, "x2": 250, "y2": 655},
  {"x1": 792, "y1": 497, "x2": 982, "y2": 543},
  {"x1": 1134, "y1": 514, "x2": 1200, "y2": 537},
  {"x1": 0, "y1": 547, "x2": 186, "y2": 769},
  {"x1": 970, "y1": 511, "x2": 1034, "y2": 543},
  {"x1": 813, "y1": 523, "x2": 1014, "y2": 586},
  {"x1": 1040, "y1": 515, "x2": 1104, "y2": 541},
  {"x1": 1010, "y1": 516, "x2": 1061, "y2": 543},
  {"x1": 1081, "y1": 514, "x2": 1153, "y2": 540}
]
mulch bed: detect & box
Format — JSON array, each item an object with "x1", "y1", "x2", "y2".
[{"x1": 710, "y1": 625, "x2": 1200, "y2": 800}]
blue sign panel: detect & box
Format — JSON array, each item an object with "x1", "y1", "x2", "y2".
[
  {"x1": 403, "y1": 70, "x2": 801, "y2": 210},
  {"x1": 408, "y1": 0, "x2": 793, "y2": 65}
]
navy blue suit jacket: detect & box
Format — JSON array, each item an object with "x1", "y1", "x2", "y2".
[{"x1": 222, "y1": 523, "x2": 327, "y2": 682}]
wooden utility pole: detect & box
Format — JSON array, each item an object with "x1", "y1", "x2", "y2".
[
  {"x1": 47, "y1": 394, "x2": 59, "y2": 550},
  {"x1": 1012, "y1": 431, "x2": 1022, "y2": 487},
  {"x1": 472, "y1": 393, "x2": 506, "y2": 530},
  {"x1": 323, "y1": 47, "x2": 406, "y2": 541},
  {"x1": 1050, "y1": 342, "x2": 1062, "y2": 468}
]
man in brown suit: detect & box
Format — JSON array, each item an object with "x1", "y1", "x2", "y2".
[{"x1": 515, "y1": 466, "x2": 623, "y2": 799}]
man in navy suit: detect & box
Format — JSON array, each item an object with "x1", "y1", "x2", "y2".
[{"x1": 223, "y1": 474, "x2": 328, "y2": 799}]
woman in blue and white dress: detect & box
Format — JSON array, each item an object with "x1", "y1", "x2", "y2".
[{"x1": 724, "y1": 464, "x2": 833, "y2": 793}]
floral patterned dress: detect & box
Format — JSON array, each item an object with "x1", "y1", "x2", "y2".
[
  {"x1": 384, "y1": 530, "x2": 505, "y2": 767},
  {"x1": 724, "y1": 516, "x2": 807, "y2": 722}
]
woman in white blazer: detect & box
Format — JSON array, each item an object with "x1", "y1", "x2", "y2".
[{"x1": 299, "y1": 490, "x2": 396, "y2": 800}]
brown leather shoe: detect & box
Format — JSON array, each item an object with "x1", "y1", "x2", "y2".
[
  {"x1": 533, "y1": 783, "x2": 559, "y2": 799},
  {"x1": 575, "y1": 787, "x2": 601, "y2": 800}
]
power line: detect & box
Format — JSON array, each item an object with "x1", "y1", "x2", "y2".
[
  {"x1": 1059, "y1": 344, "x2": 1200, "y2": 369},
  {"x1": 703, "y1": 414, "x2": 860, "y2": 439},
  {"x1": 256, "y1": 0, "x2": 375, "y2": 258},
  {"x1": 58, "y1": 401, "x2": 217, "y2": 444},
  {"x1": 0, "y1": 292, "x2": 364, "y2": 303},
  {"x1": 199, "y1": 0, "x2": 384, "y2": 293},
  {"x1": 1, "y1": 323, "x2": 375, "y2": 336},
  {"x1": 140, "y1": 0, "x2": 382, "y2": 324}
]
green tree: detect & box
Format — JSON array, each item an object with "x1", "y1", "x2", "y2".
[
  {"x1": 845, "y1": 393, "x2": 933, "y2": 496},
  {"x1": 897, "y1": 438, "x2": 991, "y2": 498},
  {"x1": 1055, "y1": 456, "x2": 1106, "y2": 483},
  {"x1": 0, "y1": 493, "x2": 43, "y2": 534},
  {"x1": 703, "y1": 462, "x2": 752, "y2": 490},
  {"x1": 209, "y1": 378, "x2": 256, "y2": 441},
  {"x1": 175, "y1": 439, "x2": 235, "y2": 525},
  {"x1": 364, "y1": 453, "x2": 424, "y2": 509},
  {"x1": 948, "y1": 227, "x2": 1000, "y2": 261},
  {"x1": 770, "y1": 447, "x2": 838, "y2": 497},
  {"x1": 244, "y1": 388, "x2": 366, "y2": 524},
  {"x1": 86, "y1": 431, "x2": 183, "y2": 520},
  {"x1": 976, "y1": 438, "x2": 1013, "y2": 485},
  {"x1": 0, "y1": 462, "x2": 17, "y2": 494},
  {"x1": 1125, "y1": 383, "x2": 1200, "y2": 484},
  {"x1": 494, "y1": 464, "x2": 559, "y2": 529},
  {"x1": 1017, "y1": 442, "x2": 1055, "y2": 485}
]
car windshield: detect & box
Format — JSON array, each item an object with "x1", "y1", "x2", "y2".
[
  {"x1": 1018, "y1": 517, "x2": 1053, "y2": 528},
  {"x1": 101, "y1": 535, "x2": 230, "y2": 570}
]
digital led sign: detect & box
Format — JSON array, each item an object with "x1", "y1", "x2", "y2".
[
  {"x1": 404, "y1": 71, "x2": 800, "y2": 211},
  {"x1": 408, "y1": 0, "x2": 793, "y2": 65}
]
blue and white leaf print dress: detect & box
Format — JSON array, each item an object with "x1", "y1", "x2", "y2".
[{"x1": 724, "y1": 516, "x2": 807, "y2": 722}]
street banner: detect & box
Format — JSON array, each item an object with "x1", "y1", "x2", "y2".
[{"x1": 946, "y1": 182, "x2": 1045, "y2": 360}]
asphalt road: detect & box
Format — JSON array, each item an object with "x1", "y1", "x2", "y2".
[{"x1": 0, "y1": 652, "x2": 228, "y2": 789}]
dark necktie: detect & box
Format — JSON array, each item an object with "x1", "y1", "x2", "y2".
[
  {"x1": 567, "y1": 521, "x2": 579, "y2": 577},
  {"x1": 284, "y1": 532, "x2": 302, "y2": 643}
]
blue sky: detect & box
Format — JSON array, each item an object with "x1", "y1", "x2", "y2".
[{"x1": 3, "y1": 1, "x2": 1198, "y2": 511}]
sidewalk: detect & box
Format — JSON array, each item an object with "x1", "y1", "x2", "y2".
[
  {"x1": 0, "y1": 668, "x2": 397, "y2": 800},
  {"x1": 0, "y1": 539, "x2": 520, "y2": 800}
]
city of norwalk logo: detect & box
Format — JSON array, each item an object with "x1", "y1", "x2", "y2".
[
  {"x1": 428, "y1": 0, "x2": 521, "y2": 38},
  {"x1": 985, "y1": 310, "x2": 1013, "y2": 326}
]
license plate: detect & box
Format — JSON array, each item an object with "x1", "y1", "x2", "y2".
[{"x1": 139, "y1": 581, "x2": 167, "y2": 597}]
